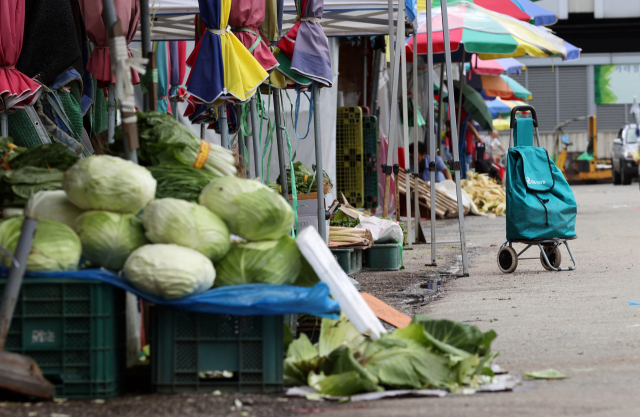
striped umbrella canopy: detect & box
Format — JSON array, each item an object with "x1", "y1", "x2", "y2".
[
  {"x1": 275, "y1": 0, "x2": 332, "y2": 87},
  {"x1": 186, "y1": 0, "x2": 268, "y2": 104},
  {"x1": 229, "y1": 0, "x2": 279, "y2": 72},
  {"x1": 0, "y1": 0, "x2": 42, "y2": 113},
  {"x1": 486, "y1": 97, "x2": 527, "y2": 118},
  {"x1": 465, "y1": 55, "x2": 524, "y2": 75},
  {"x1": 431, "y1": 0, "x2": 557, "y2": 26},
  {"x1": 493, "y1": 118, "x2": 510, "y2": 130},
  {"x1": 467, "y1": 72, "x2": 531, "y2": 100},
  {"x1": 408, "y1": 2, "x2": 575, "y2": 61}
]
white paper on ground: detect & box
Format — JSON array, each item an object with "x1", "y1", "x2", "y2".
[
  {"x1": 434, "y1": 180, "x2": 479, "y2": 216},
  {"x1": 356, "y1": 215, "x2": 404, "y2": 243}
]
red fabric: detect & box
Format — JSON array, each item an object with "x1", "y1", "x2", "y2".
[
  {"x1": 459, "y1": 108, "x2": 475, "y2": 154},
  {"x1": 0, "y1": 0, "x2": 42, "y2": 113},
  {"x1": 469, "y1": 54, "x2": 503, "y2": 75},
  {"x1": 178, "y1": 41, "x2": 186, "y2": 85},
  {"x1": 79, "y1": 0, "x2": 141, "y2": 88},
  {"x1": 229, "y1": 0, "x2": 278, "y2": 72},
  {"x1": 398, "y1": 147, "x2": 406, "y2": 170},
  {"x1": 406, "y1": 29, "x2": 462, "y2": 62},
  {"x1": 276, "y1": 21, "x2": 301, "y2": 58},
  {"x1": 473, "y1": 0, "x2": 531, "y2": 22}
]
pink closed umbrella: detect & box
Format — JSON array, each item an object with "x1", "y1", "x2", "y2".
[
  {"x1": 229, "y1": 0, "x2": 278, "y2": 72},
  {"x1": 0, "y1": 0, "x2": 42, "y2": 114},
  {"x1": 78, "y1": 0, "x2": 141, "y2": 89}
]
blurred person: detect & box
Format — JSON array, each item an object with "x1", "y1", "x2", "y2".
[{"x1": 409, "y1": 142, "x2": 452, "y2": 183}]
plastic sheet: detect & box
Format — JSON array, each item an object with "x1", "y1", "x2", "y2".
[{"x1": 0, "y1": 267, "x2": 340, "y2": 318}]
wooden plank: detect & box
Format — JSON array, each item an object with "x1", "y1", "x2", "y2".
[{"x1": 360, "y1": 292, "x2": 412, "y2": 328}]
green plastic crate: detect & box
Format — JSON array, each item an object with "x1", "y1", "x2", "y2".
[
  {"x1": 330, "y1": 248, "x2": 363, "y2": 275},
  {"x1": 336, "y1": 107, "x2": 365, "y2": 208},
  {"x1": 362, "y1": 115, "x2": 379, "y2": 209},
  {"x1": 363, "y1": 243, "x2": 403, "y2": 271},
  {"x1": 1, "y1": 278, "x2": 126, "y2": 399},
  {"x1": 151, "y1": 307, "x2": 284, "y2": 394}
]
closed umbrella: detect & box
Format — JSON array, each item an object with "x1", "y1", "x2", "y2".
[
  {"x1": 186, "y1": 0, "x2": 268, "y2": 104},
  {"x1": 450, "y1": 79, "x2": 493, "y2": 130},
  {"x1": 276, "y1": 0, "x2": 332, "y2": 87},
  {"x1": 79, "y1": 0, "x2": 141, "y2": 88},
  {"x1": 0, "y1": 0, "x2": 42, "y2": 115},
  {"x1": 467, "y1": 73, "x2": 531, "y2": 100},
  {"x1": 155, "y1": 42, "x2": 171, "y2": 114},
  {"x1": 229, "y1": 0, "x2": 279, "y2": 72}
]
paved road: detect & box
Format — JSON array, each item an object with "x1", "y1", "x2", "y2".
[{"x1": 325, "y1": 183, "x2": 640, "y2": 417}]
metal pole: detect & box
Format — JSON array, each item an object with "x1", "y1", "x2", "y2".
[
  {"x1": 0, "y1": 113, "x2": 7, "y2": 137},
  {"x1": 426, "y1": 3, "x2": 437, "y2": 265},
  {"x1": 440, "y1": 0, "x2": 469, "y2": 276},
  {"x1": 0, "y1": 217, "x2": 37, "y2": 350},
  {"x1": 412, "y1": 33, "x2": 421, "y2": 244},
  {"x1": 200, "y1": 123, "x2": 206, "y2": 139},
  {"x1": 220, "y1": 104, "x2": 229, "y2": 149},
  {"x1": 437, "y1": 63, "x2": 445, "y2": 156},
  {"x1": 387, "y1": 0, "x2": 395, "y2": 83},
  {"x1": 370, "y1": 48, "x2": 381, "y2": 114},
  {"x1": 400, "y1": 2, "x2": 413, "y2": 246},
  {"x1": 108, "y1": 84, "x2": 116, "y2": 143},
  {"x1": 140, "y1": 0, "x2": 151, "y2": 111},
  {"x1": 363, "y1": 49, "x2": 368, "y2": 108},
  {"x1": 250, "y1": 96, "x2": 262, "y2": 181},
  {"x1": 236, "y1": 103, "x2": 246, "y2": 177},
  {"x1": 457, "y1": 51, "x2": 466, "y2": 177},
  {"x1": 382, "y1": 7, "x2": 403, "y2": 218},
  {"x1": 273, "y1": 91, "x2": 289, "y2": 201},
  {"x1": 313, "y1": 82, "x2": 326, "y2": 242}
]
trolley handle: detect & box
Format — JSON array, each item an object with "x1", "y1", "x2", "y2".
[{"x1": 510, "y1": 106, "x2": 538, "y2": 129}]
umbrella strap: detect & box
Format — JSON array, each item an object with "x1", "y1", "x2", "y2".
[
  {"x1": 294, "y1": 84, "x2": 313, "y2": 140},
  {"x1": 298, "y1": 17, "x2": 321, "y2": 23},
  {"x1": 207, "y1": 26, "x2": 231, "y2": 36},
  {"x1": 232, "y1": 28, "x2": 263, "y2": 53}
]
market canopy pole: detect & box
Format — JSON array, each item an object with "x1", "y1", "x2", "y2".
[
  {"x1": 411, "y1": 30, "x2": 421, "y2": 245},
  {"x1": 273, "y1": 91, "x2": 289, "y2": 202},
  {"x1": 140, "y1": 0, "x2": 152, "y2": 111},
  {"x1": 313, "y1": 82, "x2": 326, "y2": 241},
  {"x1": 425, "y1": 1, "x2": 437, "y2": 265},
  {"x1": 220, "y1": 104, "x2": 229, "y2": 149},
  {"x1": 382, "y1": 1, "x2": 403, "y2": 218},
  {"x1": 439, "y1": 0, "x2": 469, "y2": 276},
  {"x1": 399, "y1": 0, "x2": 413, "y2": 246},
  {"x1": 101, "y1": 0, "x2": 145, "y2": 163},
  {"x1": 456, "y1": 50, "x2": 466, "y2": 178}
]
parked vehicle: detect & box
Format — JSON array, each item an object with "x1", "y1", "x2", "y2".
[{"x1": 612, "y1": 124, "x2": 639, "y2": 185}]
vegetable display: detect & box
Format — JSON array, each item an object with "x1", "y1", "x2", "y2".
[
  {"x1": 3, "y1": 142, "x2": 79, "y2": 171},
  {"x1": 0, "y1": 167, "x2": 64, "y2": 206},
  {"x1": 285, "y1": 314, "x2": 498, "y2": 395},
  {"x1": 142, "y1": 198, "x2": 230, "y2": 262},
  {"x1": 0, "y1": 216, "x2": 82, "y2": 272},
  {"x1": 276, "y1": 161, "x2": 332, "y2": 194},
  {"x1": 25, "y1": 190, "x2": 84, "y2": 228},
  {"x1": 63, "y1": 155, "x2": 157, "y2": 214},
  {"x1": 133, "y1": 112, "x2": 237, "y2": 177},
  {"x1": 123, "y1": 244, "x2": 215, "y2": 299},
  {"x1": 199, "y1": 176, "x2": 294, "y2": 241},
  {"x1": 462, "y1": 172, "x2": 506, "y2": 215},
  {"x1": 214, "y1": 236, "x2": 300, "y2": 287},
  {"x1": 74, "y1": 211, "x2": 148, "y2": 270}
]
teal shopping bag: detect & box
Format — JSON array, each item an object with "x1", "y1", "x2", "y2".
[{"x1": 506, "y1": 146, "x2": 577, "y2": 240}]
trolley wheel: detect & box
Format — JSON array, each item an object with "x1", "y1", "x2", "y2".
[
  {"x1": 498, "y1": 246, "x2": 518, "y2": 273},
  {"x1": 540, "y1": 245, "x2": 562, "y2": 271}
]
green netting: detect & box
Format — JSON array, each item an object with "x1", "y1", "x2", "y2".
[
  {"x1": 58, "y1": 89, "x2": 82, "y2": 140},
  {"x1": 92, "y1": 78, "x2": 109, "y2": 136},
  {"x1": 7, "y1": 111, "x2": 45, "y2": 148},
  {"x1": 68, "y1": 80, "x2": 82, "y2": 106}
]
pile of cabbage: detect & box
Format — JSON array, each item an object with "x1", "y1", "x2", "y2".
[{"x1": 0, "y1": 154, "x2": 318, "y2": 300}]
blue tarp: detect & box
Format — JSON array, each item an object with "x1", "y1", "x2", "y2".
[{"x1": 0, "y1": 267, "x2": 340, "y2": 318}]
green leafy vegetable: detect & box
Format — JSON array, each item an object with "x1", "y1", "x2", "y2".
[
  {"x1": 6, "y1": 142, "x2": 79, "y2": 171},
  {"x1": 129, "y1": 111, "x2": 237, "y2": 177},
  {"x1": 0, "y1": 216, "x2": 81, "y2": 272},
  {"x1": 142, "y1": 198, "x2": 230, "y2": 262},
  {"x1": 329, "y1": 217, "x2": 360, "y2": 228},
  {"x1": 524, "y1": 369, "x2": 570, "y2": 379},
  {"x1": 147, "y1": 165, "x2": 218, "y2": 202},
  {"x1": 123, "y1": 244, "x2": 215, "y2": 299},
  {"x1": 25, "y1": 190, "x2": 84, "y2": 228},
  {"x1": 214, "y1": 236, "x2": 300, "y2": 287},
  {"x1": 74, "y1": 211, "x2": 148, "y2": 270},
  {"x1": 0, "y1": 167, "x2": 64, "y2": 206},
  {"x1": 199, "y1": 176, "x2": 294, "y2": 241},
  {"x1": 63, "y1": 155, "x2": 156, "y2": 214}
]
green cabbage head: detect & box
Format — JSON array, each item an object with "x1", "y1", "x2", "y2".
[
  {"x1": 214, "y1": 236, "x2": 301, "y2": 287},
  {"x1": 123, "y1": 244, "x2": 215, "y2": 299},
  {"x1": 63, "y1": 155, "x2": 156, "y2": 213},
  {"x1": 74, "y1": 211, "x2": 148, "y2": 270},
  {"x1": 0, "y1": 216, "x2": 81, "y2": 272},
  {"x1": 142, "y1": 198, "x2": 230, "y2": 262},
  {"x1": 199, "y1": 176, "x2": 294, "y2": 241},
  {"x1": 25, "y1": 190, "x2": 84, "y2": 228}
]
